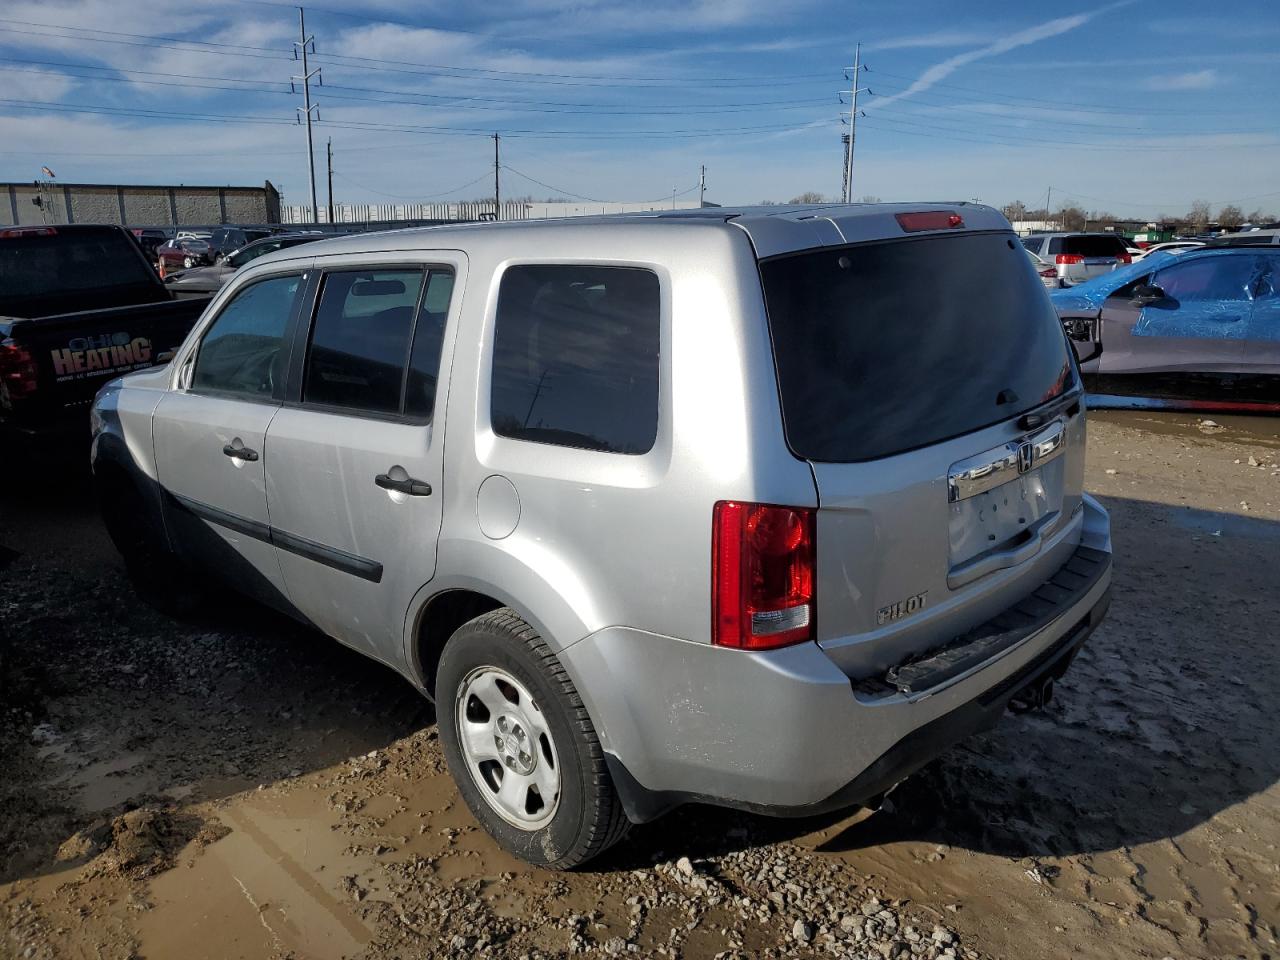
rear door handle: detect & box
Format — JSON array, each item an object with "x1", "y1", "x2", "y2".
[
  {"x1": 222, "y1": 442, "x2": 259, "y2": 462},
  {"x1": 376, "y1": 473, "x2": 432, "y2": 496}
]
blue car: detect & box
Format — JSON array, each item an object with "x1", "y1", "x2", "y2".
[{"x1": 1051, "y1": 245, "x2": 1280, "y2": 407}]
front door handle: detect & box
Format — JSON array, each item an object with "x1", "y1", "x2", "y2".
[
  {"x1": 222, "y1": 442, "x2": 259, "y2": 462},
  {"x1": 376, "y1": 473, "x2": 432, "y2": 496}
]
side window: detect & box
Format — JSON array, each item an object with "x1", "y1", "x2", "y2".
[
  {"x1": 1019, "y1": 237, "x2": 1040, "y2": 254},
  {"x1": 1047, "y1": 237, "x2": 1064, "y2": 255},
  {"x1": 1154, "y1": 256, "x2": 1256, "y2": 303},
  {"x1": 192, "y1": 273, "x2": 300, "y2": 397},
  {"x1": 404, "y1": 270, "x2": 456, "y2": 420},
  {"x1": 490, "y1": 264, "x2": 660, "y2": 455},
  {"x1": 303, "y1": 268, "x2": 424, "y2": 415}
]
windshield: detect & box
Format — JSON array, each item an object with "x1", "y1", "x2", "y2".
[{"x1": 760, "y1": 232, "x2": 1074, "y2": 463}]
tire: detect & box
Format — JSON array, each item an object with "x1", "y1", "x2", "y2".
[
  {"x1": 183, "y1": 256, "x2": 194, "y2": 269},
  {"x1": 437, "y1": 608, "x2": 630, "y2": 869},
  {"x1": 96, "y1": 475, "x2": 204, "y2": 617}
]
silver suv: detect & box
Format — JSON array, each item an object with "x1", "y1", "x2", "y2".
[
  {"x1": 91, "y1": 205, "x2": 1113, "y2": 868},
  {"x1": 1020, "y1": 232, "x2": 1132, "y2": 286}
]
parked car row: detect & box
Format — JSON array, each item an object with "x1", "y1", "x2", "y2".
[{"x1": 162, "y1": 233, "x2": 338, "y2": 295}]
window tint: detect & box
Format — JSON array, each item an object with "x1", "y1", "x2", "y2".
[
  {"x1": 490, "y1": 264, "x2": 660, "y2": 454},
  {"x1": 193, "y1": 274, "x2": 300, "y2": 397},
  {"x1": 1019, "y1": 237, "x2": 1040, "y2": 254},
  {"x1": 0, "y1": 228, "x2": 156, "y2": 310},
  {"x1": 1062, "y1": 235, "x2": 1128, "y2": 257},
  {"x1": 404, "y1": 270, "x2": 456, "y2": 420},
  {"x1": 1154, "y1": 255, "x2": 1256, "y2": 302},
  {"x1": 760, "y1": 233, "x2": 1073, "y2": 463},
  {"x1": 1048, "y1": 237, "x2": 1064, "y2": 254},
  {"x1": 304, "y1": 269, "x2": 424, "y2": 415}
]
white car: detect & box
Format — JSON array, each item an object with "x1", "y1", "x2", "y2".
[
  {"x1": 1135, "y1": 240, "x2": 1204, "y2": 259},
  {"x1": 1027, "y1": 249, "x2": 1060, "y2": 288}
]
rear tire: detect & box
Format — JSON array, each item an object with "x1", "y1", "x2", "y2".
[{"x1": 436, "y1": 608, "x2": 630, "y2": 869}]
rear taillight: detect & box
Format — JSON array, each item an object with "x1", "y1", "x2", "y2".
[
  {"x1": 712, "y1": 501, "x2": 816, "y2": 650},
  {"x1": 1038, "y1": 267, "x2": 1057, "y2": 278},
  {"x1": 0, "y1": 227, "x2": 56, "y2": 239},
  {"x1": 1116, "y1": 253, "x2": 1132, "y2": 264},
  {"x1": 0, "y1": 338, "x2": 39, "y2": 401},
  {"x1": 1055, "y1": 254, "x2": 1084, "y2": 265},
  {"x1": 895, "y1": 211, "x2": 964, "y2": 232}
]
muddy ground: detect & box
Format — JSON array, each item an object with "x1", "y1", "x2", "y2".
[{"x1": 1, "y1": 410, "x2": 1278, "y2": 960}]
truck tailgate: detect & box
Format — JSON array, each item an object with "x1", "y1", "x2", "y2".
[{"x1": 2, "y1": 297, "x2": 209, "y2": 428}]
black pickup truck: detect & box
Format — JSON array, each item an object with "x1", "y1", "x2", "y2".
[{"x1": 0, "y1": 225, "x2": 210, "y2": 441}]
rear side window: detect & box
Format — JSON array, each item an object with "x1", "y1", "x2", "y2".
[
  {"x1": 303, "y1": 267, "x2": 455, "y2": 418},
  {"x1": 0, "y1": 227, "x2": 156, "y2": 312},
  {"x1": 193, "y1": 274, "x2": 301, "y2": 397},
  {"x1": 490, "y1": 264, "x2": 660, "y2": 454},
  {"x1": 760, "y1": 233, "x2": 1073, "y2": 462},
  {"x1": 1063, "y1": 235, "x2": 1127, "y2": 257},
  {"x1": 1019, "y1": 237, "x2": 1041, "y2": 254},
  {"x1": 304, "y1": 269, "x2": 421, "y2": 415}
]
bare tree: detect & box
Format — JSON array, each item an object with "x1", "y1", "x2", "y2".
[
  {"x1": 1217, "y1": 204, "x2": 1244, "y2": 229},
  {"x1": 789, "y1": 191, "x2": 827, "y2": 204},
  {"x1": 1186, "y1": 199, "x2": 1212, "y2": 232},
  {"x1": 1059, "y1": 206, "x2": 1087, "y2": 232},
  {"x1": 1001, "y1": 200, "x2": 1027, "y2": 222},
  {"x1": 1245, "y1": 208, "x2": 1276, "y2": 225},
  {"x1": 857, "y1": 194, "x2": 881, "y2": 203}
]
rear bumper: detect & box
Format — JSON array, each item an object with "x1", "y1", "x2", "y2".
[{"x1": 561, "y1": 495, "x2": 1112, "y2": 823}]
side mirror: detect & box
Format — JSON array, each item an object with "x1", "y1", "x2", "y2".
[{"x1": 1130, "y1": 283, "x2": 1166, "y2": 306}]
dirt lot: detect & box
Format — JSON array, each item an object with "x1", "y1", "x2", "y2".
[{"x1": 2, "y1": 411, "x2": 1278, "y2": 960}]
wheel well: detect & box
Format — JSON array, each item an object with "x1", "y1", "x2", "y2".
[{"x1": 416, "y1": 589, "x2": 504, "y2": 698}]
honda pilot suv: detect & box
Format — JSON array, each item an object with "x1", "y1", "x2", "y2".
[
  {"x1": 91, "y1": 205, "x2": 1112, "y2": 868},
  {"x1": 1021, "y1": 232, "x2": 1132, "y2": 286}
]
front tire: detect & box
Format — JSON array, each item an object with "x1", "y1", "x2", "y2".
[
  {"x1": 437, "y1": 609, "x2": 629, "y2": 869},
  {"x1": 96, "y1": 474, "x2": 203, "y2": 617}
]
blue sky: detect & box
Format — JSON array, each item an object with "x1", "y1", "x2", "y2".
[{"x1": 1, "y1": 0, "x2": 1278, "y2": 218}]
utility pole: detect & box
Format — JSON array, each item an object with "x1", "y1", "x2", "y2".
[
  {"x1": 492, "y1": 133, "x2": 500, "y2": 220},
  {"x1": 293, "y1": 7, "x2": 321, "y2": 224},
  {"x1": 841, "y1": 43, "x2": 867, "y2": 203},
  {"x1": 1046, "y1": 186, "x2": 1053, "y2": 231},
  {"x1": 326, "y1": 137, "x2": 334, "y2": 224},
  {"x1": 840, "y1": 134, "x2": 851, "y2": 204},
  {"x1": 699, "y1": 165, "x2": 706, "y2": 207}
]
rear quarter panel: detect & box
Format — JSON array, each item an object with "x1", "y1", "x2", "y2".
[{"x1": 416, "y1": 222, "x2": 817, "y2": 663}]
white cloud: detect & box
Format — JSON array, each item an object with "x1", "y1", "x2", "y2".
[
  {"x1": 0, "y1": 67, "x2": 78, "y2": 101},
  {"x1": 866, "y1": 5, "x2": 1128, "y2": 112},
  {"x1": 1142, "y1": 69, "x2": 1219, "y2": 91},
  {"x1": 868, "y1": 30, "x2": 988, "y2": 52}
]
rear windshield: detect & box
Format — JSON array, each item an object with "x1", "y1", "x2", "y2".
[
  {"x1": 760, "y1": 232, "x2": 1073, "y2": 463},
  {"x1": 1061, "y1": 235, "x2": 1127, "y2": 257},
  {"x1": 0, "y1": 227, "x2": 158, "y2": 315}
]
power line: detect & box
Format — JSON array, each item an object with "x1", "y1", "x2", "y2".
[
  {"x1": 857, "y1": 116, "x2": 1271, "y2": 153},
  {"x1": 0, "y1": 17, "x2": 832, "y2": 86},
  {"x1": 0, "y1": 24, "x2": 290, "y2": 63},
  {"x1": 866, "y1": 68, "x2": 1244, "y2": 117},
  {"x1": 500, "y1": 163, "x2": 699, "y2": 204},
  {"x1": 331, "y1": 169, "x2": 492, "y2": 200},
  {"x1": 0, "y1": 96, "x2": 835, "y2": 140}
]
